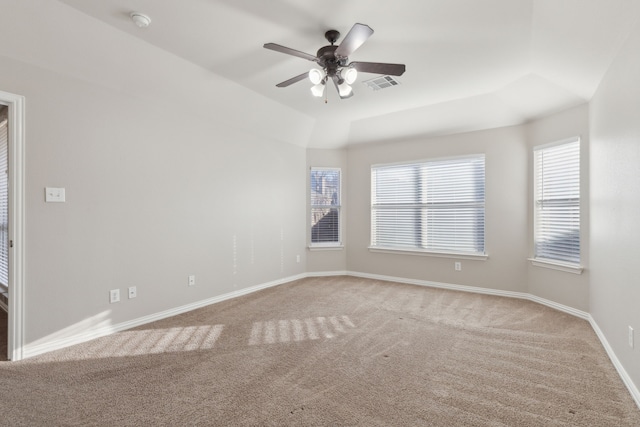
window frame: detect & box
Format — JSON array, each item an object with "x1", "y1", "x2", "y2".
[
  {"x1": 369, "y1": 154, "x2": 487, "y2": 259},
  {"x1": 530, "y1": 136, "x2": 583, "y2": 274},
  {"x1": 309, "y1": 167, "x2": 343, "y2": 249}
]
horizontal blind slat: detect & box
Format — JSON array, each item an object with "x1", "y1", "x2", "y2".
[{"x1": 534, "y1": 139, "x2": 580, "y2": 264}]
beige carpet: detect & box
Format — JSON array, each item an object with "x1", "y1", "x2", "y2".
[{"x1": 0, "y1": 276, "x2": 639, "y2": 426}]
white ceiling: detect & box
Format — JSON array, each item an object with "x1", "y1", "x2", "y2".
[{"x1": 54, "y1": 0, "x2": 637, "y2": 147}]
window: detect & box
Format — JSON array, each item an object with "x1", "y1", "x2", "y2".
[
  {"x1": 371, "y1": 155, "x2": 485, "y2": 256},
  {"x1": 310, "y1": 168, "x2": 341, "y2": 247},
  {"x1": 533, "y1": 137, "x2": 580, "y2": 266}
]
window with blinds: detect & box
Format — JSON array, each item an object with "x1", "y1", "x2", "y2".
[
  {"x1": 371, "y1": 155, "x2": 485, "y2": 255},
  {"x1": 310, "y1": 168, "x2": 341, "y2": 246},
  {"x1": 534, "y1": 138, "x2": 580, "y2": 265},
  {"x1": 0, "y1": 107, "x2": 8, "y2": 287}
]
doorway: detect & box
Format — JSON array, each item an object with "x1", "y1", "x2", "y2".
[
  {"x1": 0, "y1": 91, "x2": 25, "y2": 361},
  {"x1": 0, "y1": 105, "x2": 7, "y2": 311}
]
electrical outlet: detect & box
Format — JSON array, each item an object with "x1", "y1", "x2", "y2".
[
  {"x1": 128, "y1": 286, "x2": 137, "y2": 299},
  {"x1": 109, "y1": 289, "x2": 120, "y2": 304},
  {"x1": 188, "y1": 275, "x2": 195, "y2": 286},
  {"x1": 454, "y1": 262, "x2": 462, "y2": 271},
  {"x1": 296, "y1": 255, "x2": 300, "y2": 263},
  {"x1": 629, "y1": 326, "x2": 634, "y2": 348}
]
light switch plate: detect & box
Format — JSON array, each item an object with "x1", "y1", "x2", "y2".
[{"x1": 45, "y1": 187, "x2": 66, "y2": 202}]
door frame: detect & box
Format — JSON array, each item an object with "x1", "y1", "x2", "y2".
[{"x1": 0, "y1": 90, "x2": 25, "y2": 361}]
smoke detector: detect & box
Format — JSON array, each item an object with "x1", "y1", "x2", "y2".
[{"x1": 130, "y1": 12, "x2": 151, "y2": 28}]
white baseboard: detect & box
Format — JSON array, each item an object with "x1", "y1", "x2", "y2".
[
  {"x1": 344, "y1": 270, "x2": 636, "y2": 409},
  {"x1": 346, "y1": 271, "x2": 589, "y2": 319},
  {"x1": 305, "y1": 270, "x2": 348, "y2": 277},
  {"x1": 18, "y1": 269, "x2": 640, "y2": 410},
  {"x1": 589, "y1": 316, "x2": 640, "y2": 409},
  {"x1": 22, "y1": 273, "x2": 307, "y2": 359}
]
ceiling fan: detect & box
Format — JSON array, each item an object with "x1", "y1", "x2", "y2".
[{"x1": 264, "y1": 23, "x2": 406, "y2": 100}]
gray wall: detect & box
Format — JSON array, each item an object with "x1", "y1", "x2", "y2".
[
  {"x1": 309, "y1": 106, "x2": 591, "y2": 311},
  {"x1": 0, "y1": 2, "x2": 309, "y2": 349},
  {"x1": 345, "y1": 126, "x2": 529, "y2": 293},
  {"x1": 590, "y1": 18, "x2": 640, "y2": 390},
  {"x1": 525, "y1": 105, "x2": 590, "y2": 311}
]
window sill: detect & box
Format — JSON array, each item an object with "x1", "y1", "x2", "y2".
[
  {"x1": 528, "y1": 258, "x2": 583, "y2": 275},
  {"x1": 369, "y1": 246, "x2": 488, "y2": 260},
  {"x1": 308, "y1": 245, "x2": 344, "y2": 251}
]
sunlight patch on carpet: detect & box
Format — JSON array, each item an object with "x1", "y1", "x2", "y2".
[
  {"x1": 249, "y1": 315, "x2": 356, "y2": 346},
  {"x1": 75, "y1": 324, "x2": 225, "y2": 359}
]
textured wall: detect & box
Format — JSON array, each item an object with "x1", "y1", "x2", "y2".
[
  {"x1": 590, "y1": 18, "x2": 640, "y2": 394},
  {"x1": 345, "y1": 126, "x2": 529, "y2": 294},
  {"x1": 0, "y1": 2, "x2": 309, "y2": 350},
  {"x1": 525, "y1": 104, "x2": 590, "y2": 311}
]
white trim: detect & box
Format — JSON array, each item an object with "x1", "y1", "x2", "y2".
[
  {"x1": 308, "y1": 245, "x2": 344, "y2": 251},
  {"x1": 0, "y1": 91, "x2": 26, "y2": 361},
  {"x1": 528, "y1": 258, "x2": 584, "y2": 274},
  {"x1": 15, "y1": 269, "x2": 640, "y2": 411},
  {"x1": 589, "y1": 316, "x2": 640, "y2": 409},
  {"x1": 305, "y1": 270, "x2": 348, "y2": 277},
  {"x1": 310, "y1": 167, "x2": 342, "y2": 248},
  {"x1": 343, "y1": 271, "x2": 640, "y2": 408},
  {"x1": 371, "y1": 153, "x2": 486, "y2": 169},
  {"x1": 533, "y1": 135, "x2": 580, "y2": 152},
  {"x1": 22, "y1": 273, "x2": 306, "y2": 359},
  {"x1": 346, "y1": 271, "x2": 586, "y2": 318},
  {"x1": 369, "y1": 247, "x2": 488, "y2": 261}
]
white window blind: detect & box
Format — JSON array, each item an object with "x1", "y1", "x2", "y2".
[
  {"x1": 310, "y1": 168, "x2": 341, "y2": 246},
  {"x1": 534, "y1": 138, "x2": 580, "y2": 265},
  {"x1": 0, "y1": 109, "x2": 8, "y2": 287},
  {"x1": 371, "y1": 155, "x2": 485, "y2": 255}
]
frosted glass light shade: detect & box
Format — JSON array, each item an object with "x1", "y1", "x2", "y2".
[
  {"x1": 338, "y1": 82, "x2": 352, "y2": 97},
  {"x1": 309, "y1": 69, "x2": 324, "y2": 85},
  {"x1": 310, "y1": 83, "x2": 325, "y2": 97},
  {"x1": 343, "y1": 68, "x2": 358, "y2": 84}
]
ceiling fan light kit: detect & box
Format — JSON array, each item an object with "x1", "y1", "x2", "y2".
[
  {"x1": 342, "y1": 67, "x2": 358, "y2": 85},
  {"x1": 310, "y1": 83, "x2": 326, "y2": 98},
  {"x1": 264, "y1": 23, "x2": 405, "y2": 101},
  {"x1": 309, "y1": 69, "x2": 324, "y2": 85}
]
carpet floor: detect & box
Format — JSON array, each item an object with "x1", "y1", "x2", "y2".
[{"x1": 0, "y1": 276, "x2": 639, "y2": 426}]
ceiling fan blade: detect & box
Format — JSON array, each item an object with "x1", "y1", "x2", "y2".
[
  {"x1": 349, "y1": 62, "x2": 406, "y2": 76},
  {"x1": 332, "y1": 75, "x2": 354, "y2": 99},
  {"x1": 335, "y1": 23, "x2": 374, "y2": 59},
  {"x1": 275, "y1": 72, "x2": 309, "y2": 88},
  {"x1": 264, "y1": 43, "x2": 317, "y2": 62}
]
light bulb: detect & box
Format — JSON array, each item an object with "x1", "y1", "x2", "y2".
[
  {"x1": 343, "y1": 68, "x2": 358, "y2": 85},
  {"x1": 309, "y1": 69, "x2": 323, "y2": 85},
  {"x1": 310, "y1": 83, "x2": 325, "y2": 97},
  {"x1": 338, "y1": 82, "x2": 353, "y2": 97}
]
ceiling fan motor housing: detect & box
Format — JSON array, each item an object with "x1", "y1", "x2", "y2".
[{"x1": 316, "y1": 45, "x2": 347, "y2": 77}]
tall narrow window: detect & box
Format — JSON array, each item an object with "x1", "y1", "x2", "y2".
[
  {"x1": 371, "y1": 155, "x2": 485, "y2": 256},
  {"x1": 533, "y1": 137, "x2": 580, "y2": 265},
  {"x1": 310, "y1": 168, "x2": 341, "y2": 247}
]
